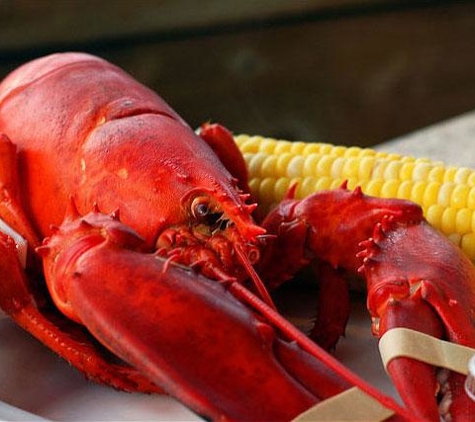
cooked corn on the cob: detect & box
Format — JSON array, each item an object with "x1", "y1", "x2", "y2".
[{"x1": 235, "y1": 134, "x2": 475, "y2": 260}]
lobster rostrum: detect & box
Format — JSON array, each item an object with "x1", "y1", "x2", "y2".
[{"x1": 0, "y1": 52, "x2": 472, "y2": 421}]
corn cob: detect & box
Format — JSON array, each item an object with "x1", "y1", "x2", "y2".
[{"x1": 235, "y1": 134, "x2": 475, "y2": 261}]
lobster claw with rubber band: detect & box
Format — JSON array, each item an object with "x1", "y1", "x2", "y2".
[{"x1": 0, "y1": 52, "x2": 473, "y2": 421}]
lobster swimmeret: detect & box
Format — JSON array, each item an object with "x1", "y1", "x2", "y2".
[{"x1": 0, "y1": 52, "x2": 473, "y2": 421}]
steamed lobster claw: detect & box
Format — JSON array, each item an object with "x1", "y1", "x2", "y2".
[
  {"x1": 361, "y1": 217, "x2": 475, "y2": 421},
  {"x1": 260, "y1": 184, "x2": 475, "y2": 421},
  {"x1": 37, "y1": 206, "x2": 320, "y2": 421},
  {"x1": 0, "y1": 203, "x2": 411, "y2": 421}
]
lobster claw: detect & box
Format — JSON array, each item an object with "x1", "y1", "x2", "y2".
[
  {"x1": 359, "y1": 218, "x2": 475, "y2": 421},
  {"x1": 38, "y1": 210, "x2": 320, "y2": 421},
  {"x1": 37, "y1": 209, "x2": 413, "y2": 421},
  {"x1": 259, "y1": 185, "x2": 475, "y2": 421},
  {"x1": 55, "y1": 251, "x2": 320, "y2": 421}
]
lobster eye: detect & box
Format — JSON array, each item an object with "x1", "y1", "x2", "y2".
[{"x1": 191, "y1": 196, "x2": 211, "y2": 221}]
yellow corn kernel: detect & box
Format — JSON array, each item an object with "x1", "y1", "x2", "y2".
[
  {"x1": 299, "y1": 177, "x2": 319, "y2": 198},
  {"x1": 290, "y1": 141, "x2": 307, "y2": 154},
  {"x1": 303, "y1": 154, "x2": 321, "y2": 176},
  {"x1": 259, "y1": 138, "x2": 282, "y2": 154},
  {"x1": 441, "y1": 207, "x2": 457, "y2": 235},
  {"x1": 409, "y1": 181, "x2": 427, "y2": 205},
  {"x1": 437, "y1": 183, "x2": 455, "y2": 207},
  {"x1": 365, "y1": 180, "x2": 384, "y2": 197},
  {"x1": 330, "y1": 145, "x2": 347, "y2": 157},
  {"x1": 451, "y1": 184, "x2": 470, "y2": 209},
  {"x1": 318, "y1": 143, "x2": 335, "y2": 156},
  {"x1": 442, "y1": 167, "x2": 458, "y2": 183},
  {"x1": 467, "y1": 187, "x2": 475, "y2": 209},
  {"x1": 315, "y1": 176, "x2": 335, "y2": 191},
  {"x1": 468, "y1": 172, "x2": 475, "y2": 186},
  {"x1": 461, "y1": 233, "x2": 475, "y2": 261},
  {"x1": 274, "y1": 177, "x2": 292, "y2": 201},
  {"x1": 247, "y1": 152, "x2": 268, "y2": 178},
  {"x1": 422, "y1": 182, "x2": 441, "y2": 208},
  {"x1": 412, "y1": 162, "x2": 432, "y2": 181},
  {"x1": 236, "y1": 136, "x2": 261, "y2": 153},
  {"x1": 425, "y1": 204, "x2": 444, "y2": 228},
  {"x1": 358, "y1": 156, "x2": 375, "y2": 180},
  {"x1": 454, "y1": 167, "x2": 472, "y2": 185},
  {"x1": 380, "y1": 179, "x2": 399, "y2": 199},
  {"x1": 316, "y1": 154, "x2": 335, "y2": 177},
  {"x1": 456, "y1": 208, "x2": 472, "y2": 235},
  {"x1": 260, "y1": 155, "x2": 277, "y2": 178},
  {"x1": 274, "y1": 141, "x2": 293, "y2": 154},
  {"x1": 341, "y1": 157, "x2": 361, "y2": 179},
  {"x1": 471, "y1": 211, "x2": 475, "y2": 233},
  {"x1": 371, "y1": 160, "x2": 389, "y2": 179},
  {"x1": 275, "y1": 153, "x2": 293, "y2": 177},
  {"x1": 383, "y1": 161, "x2": 402, "y2": 180},
  {"x1": 397, "y1": 180, "x2": 414, "y2": 200},
  {"x1": 399, "y1": 162, "x2": 415, "y2": 180},
  {"x1": 427, "y1": 166, "x2": 445, "y2": 183},
  {"x1": 248, "y1": 178, "x2": 260, "y2": 198},
  {"x1": 257, "y1": 177, "x2": 277, "y2": 206},
  {"x1": 302, "y1": 143, "x2": 322, "y2": 155},
  {"x1": 343, "y1": 146, "x2": 363, "y2": 157},
  {"x1": 331, "y1": 157, "x2": 346, "y2": 179},
  {"x1": 287, "y1": 156, "x2": 305, "y2": 178}
]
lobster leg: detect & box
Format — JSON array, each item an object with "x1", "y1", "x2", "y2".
[{"x1": 308, "y1": 262, "x2": 351, "y2": 350}]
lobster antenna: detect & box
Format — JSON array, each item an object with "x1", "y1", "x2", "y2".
[{"x1": 233, "y1": 244, "x2": 277, "y2": 311}]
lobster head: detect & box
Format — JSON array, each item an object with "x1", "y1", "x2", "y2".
[
  {"x1": 76, "y1": 112, "x2": 266, "y2": 282},
  {"x1": 0, "y1": 52, "x2": 265, "y2": 283}
]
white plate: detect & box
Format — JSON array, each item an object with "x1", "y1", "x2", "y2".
[{"x1": 0, "y1": 298, "x2": 398, "y2": 421}]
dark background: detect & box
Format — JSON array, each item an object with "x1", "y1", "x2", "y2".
[{"x1": 2, "y1": 0, "x2": 475, "y2": 147}]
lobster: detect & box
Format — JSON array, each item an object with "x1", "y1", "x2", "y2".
[{"x1": 0, "y1": 52, "x2": 472, "y2": 421}]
